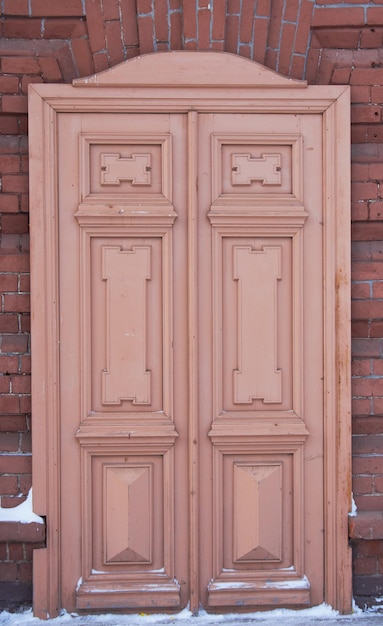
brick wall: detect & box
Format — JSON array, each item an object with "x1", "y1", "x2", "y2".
[{"x1": 0, "y1": 0, "x2": 382, "y2": 611}]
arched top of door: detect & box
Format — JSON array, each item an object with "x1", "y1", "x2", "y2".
[{"x1": 73, "y1": 51, "x2": 306, "y2": 89}]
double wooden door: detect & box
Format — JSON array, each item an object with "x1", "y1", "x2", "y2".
[
  {"x1": 56, "y1": 109, "x2": 323, "y2": 612},
  {"x1": 30, "y1": 52, "x2": 351, "y2": 618}
]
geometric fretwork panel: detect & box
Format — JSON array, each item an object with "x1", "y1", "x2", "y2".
[
  {"x1": 233, "y1": 463, "x2": 282, "y2": 562},
  {"x1": 105, "y1": 464, "x2": 152, "y2": 564}
]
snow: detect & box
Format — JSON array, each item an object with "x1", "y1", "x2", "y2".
[
  {"x1": 0, "y1": 489, "x2": 43, "y2": 524},
  {"x1": 0, "y1": 604, "x2": 382, "y2": 626}
]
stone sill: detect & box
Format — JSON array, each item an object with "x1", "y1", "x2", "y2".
[
  {"x1": 0, "y1": 520, "x2": 46, "y2": 543},
  {"x1": 349, "y1": 511, "x2": 383, "y2": 541}
]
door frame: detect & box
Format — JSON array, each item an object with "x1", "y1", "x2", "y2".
[{"x1": 29, "y1": 51, "x2": 351, "y2": 619}]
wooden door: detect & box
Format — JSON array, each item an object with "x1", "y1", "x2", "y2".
[{"x1": 29, "y1": 52, "x2": 352, "y2": 619}]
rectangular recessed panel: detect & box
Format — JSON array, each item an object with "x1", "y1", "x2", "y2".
[
  {"x1": 90, "y1": 237, "x2": 163, "y2": 413},
  {"x1": 221, "y1": 237, "x2": 293, "y2": 413},
  {"x1": 234, "y1": 463, "x2": 282, "y2": 563},
  {"x1": 223, "y1": 454, "x2": 292, "y2": 571},
  {"x1": 104, "y1": 464, "x2": 152, "y2": 564},
  {"x1": 91, "y1": 454, "x2": 164, "y2": 573}
]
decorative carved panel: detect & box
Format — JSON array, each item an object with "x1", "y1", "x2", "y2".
[
  {"x1": 102, "y1": 245, "x2": 151, "y2": 406},
  {"x1": 231, "y1": 153, "x2": 281, "y2": 186},
  {"x1": 214, "y1": 234, "x2": 300, "y2": 418},
  {"x1": 100, "y1": 153, "x2": 152, "y2": 186},
  {"x1": 211, "y1": 134, "x2": 304, "y2": 205},
  {"x1": 79, "y1": 133, "x2": 173, "y2": 205},
  {"x1": 233, "y1": 245, "x2": 282, "y2": 404},
  {"x1": 85, "y1": 234, "x2": 168, "y2": 417}
]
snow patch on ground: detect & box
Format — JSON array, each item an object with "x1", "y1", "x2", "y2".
[
  {"x1": 0, "y1": 489, "x2": 43, "y2": 524},
  {"x1": 0, "y1": 603, "x2": 382, "y2": 626}
]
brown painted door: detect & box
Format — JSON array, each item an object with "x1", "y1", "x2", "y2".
[{"x1": 56, "y1": 108, "x2": 324, "y2": 612}]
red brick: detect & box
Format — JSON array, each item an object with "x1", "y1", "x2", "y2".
[
  {"x1": 37, "y1": 57, "x2": 62, "y2": 81},
  {"x1": 0, "y1": 562, "x2": 17, "y2": 582},
  {"x1": 3, "y1": 0, "x2": 29, "y2": 15},
  {"x1": 225, "y1": 14, "x2": 239, "y2": 53},
  {"x1": 352, "y1": 105, "x2": 382, "y2": 124},
  {"x1": 352, "y1": 320, "x2": 369, "y2": 338},
  {"x1": 105, "y1": 19, "x2": 125, "y2": 65},
  {"x1": 19, "y1": 356, "x2": 31, "y2": 374},
  {"x1": 1, "y1": 495, "x2": 27, "y2": 508},
  {"x1": 0, "y1": 416, "x2": 28, "y2": 432},
  {"x1": 154, "y1": 0, "x2": 169, "y2": 43},
  {"x1": 0, "y1": 476, "x2": 18, "y2": 495},
  {"x1": 353, "y1": 417, "x2": 383, "y2": 435},
  {"x1": 352, "y1": 86, "x2": 371, "y2": 104},
  {"x1": 293, "y1": 1, "x2": 313, "y2": 55},
  {"x1": 0, "y1": 195, "x2": 19, "y2": 214},
  {"x1": 71, "y1": 38, "x2": 94, "y2": 77},
  {"x1": 239, "y1": 0, "x2": 256, "y2": 44},
  {"x1": 137, "y1": 0, "x2": 152, "y2": 13},
  {"x1": 170, "y1": 11, "x2": 182, "y2": 49},
  {"x1": 0, "y1": 316, "x2": 18, "y2": 334},
  {"x1": 352, "y1": 397, "x2": 373, "y2": 416},
  {"x1": 0, "y1": 455, "x2": 31, "y2": 474},
  {"x1": 18, "y1": 561, "x2": 32, "y2": 583},
  {"x1": 253, "y1": 16, "x2": 268, "y2": 64},
  {"x1": 102, "y1": 0, "x2": 120, "y2": 21},
  {"x1": 227, "y1": 0, "x2": 240, "y2": 12},
  {"x1": 0, "y1": 253, "x2": 29, "y2": 272},
  {"x1": 352, "y1": 338, "x2": 382, "y2": 357},
  {"x1": 212, "y1": 0, "x2": 225, "y2": 40},
  {"x1": 1, "y1": 57, "x2": 40, "y2": 75},
  {"x1": 368, "y1": 7, "x2": 383, "y2": 25},
  {"x1": 0, "y1": 116, "x2": 20, "y2": 135},
  {"x1": 18, "y1": 474, "x2": 32, "y2": 494},
  {"x1": 353, "y1": 475, "x2": 375, "y2": 496},
  {"x1": 351, "y1": 68, "x2": 383, "y2": 86},
  {"x1": 1, "y1": 215, "x2": 29, "y2": 236},
  {"x1": 354, "y1": 557, "x2": 378, "y2": 576},
  {"x1": 12, "y1": 375, "x2": 31, "y2": 394},
  {"x1": 199, "y1": 7, "x2": 212, "y2": 50},
  {"x1": 352, "y1": 202, "x2": 369, "y2": 222},
  {"x1": 267, "y1": 0, "x2": 283, "y2": 49},
  {"x1": 30, "y1": 0, "x2": 84, "y2": 17},
  {"x1": 18, "y1": 397, "x2": 30, "y2": 414},
  {"x1": 1, "y1": 334, "x2": 29, "y2": 353},
  {"x1": 355, "y1": 495, "x2": 383, "y2": 511},
  {"x1": 184, "y1": 0, "x2": 197, "y2": 41},
  {"x1": 121, "y1": 0, "x2": 139, "y2": 46},
  {"x1": 0, "y1": 77, "x2": 19, "y2": 94},
  {"x1": 352, "y1": 300, "x2": 383, "y2": 319},
  {"x1": 20, "y1": 432, "x2": 31, "y2": 453},
  {"x1": 8, "y1": 543, "x2": 24, "y2": 562},
  {"x1": 289, "y1": 55, "x2": 305, "y2": 80},
  {"x1": 2, "y1": 174, "x2": 28, "y2": 194},
  {"x1": 137, "y1": 15, "x2": 155, "y2": 54},
  {"x1": 312, "y1": 7, "x2": 364, "y2": 28},
  {"x1": 0, "y1": 273, "x2": 18, "y2": 292},
  {"x1": 371, "y1": 86, "x2": 383, "y2": 104},
  {"x1": 85, "y1": 0, "x2": 106, "y2": 53},
  {"x1": 3, "y1": 18, "x2": 42, "y2": 38},
  {"x1": 353, "y1": 456, "x2": 383, "y2": 475},
  {"x1": 278, "y1": 22, "x2": 295, "y2": 75},
  {"x1": 332, "y1": 67, "x2": 351, "y2": 85},
  {"x1": 3, "y1": 294, "x2": 30, "y2": 313},
  {"x1": 43, "y1": 18, "x2": 87, "y2": 39},
  {"x1": 352, "y1": 222, "x2": 383, "y2": 241},
  {"x1": 372, "y1": 282, "x2": 383, "y2": 298},
  {"x1": 352, "y1": 282, "x2": 370, "y2": 299}
]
